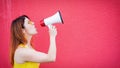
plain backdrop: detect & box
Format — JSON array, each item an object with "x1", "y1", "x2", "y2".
[{"x1": 0, "y1": 0, "x2": 120, "y2": 68}]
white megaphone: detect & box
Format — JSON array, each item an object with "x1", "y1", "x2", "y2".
[{"x1": 40, "y1": 10, "x2": 64, "y2": 28}]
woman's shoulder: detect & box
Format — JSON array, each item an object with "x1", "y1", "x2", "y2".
[
  {"x1": 14, "y1": 44, "x2": 29, "y2": 63},
  {"x1": 14, "y1": 44, "x2": 34, "y2": 62},
  {"x1": 15, "y1": 44, "x2": 32, "y2": 57},
  {"x1": 15, "y1": 44, "x2": 32, "y2": 54}
]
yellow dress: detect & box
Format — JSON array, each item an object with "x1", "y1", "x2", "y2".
[{"x1": 14, "y1": 44, "x2": 40, "y2": 68}]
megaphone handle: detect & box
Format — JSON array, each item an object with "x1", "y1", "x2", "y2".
[{"x1": 47, "y1": 24, "x2": 53, "y2": 29}]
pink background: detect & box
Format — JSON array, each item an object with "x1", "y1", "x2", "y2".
[{"x1": 0, "y1": 0, "x2": 120, "y2": 68}]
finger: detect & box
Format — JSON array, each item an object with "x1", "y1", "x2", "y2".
[{"x1": 53, "y1": 26, "x2": 56, "y2": 29}]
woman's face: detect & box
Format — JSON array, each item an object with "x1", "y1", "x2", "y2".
[{"x1": 23, "y1": 17, "x2": 38, "y2": 35}]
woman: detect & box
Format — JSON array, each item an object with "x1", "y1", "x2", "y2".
[{"x1": 10, "y1": 15, "x2": 57, "y2": 68}]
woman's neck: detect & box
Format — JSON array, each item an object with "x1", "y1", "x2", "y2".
[{"x1": 25, "y1": 34, "x2": 32, "y2": 48}]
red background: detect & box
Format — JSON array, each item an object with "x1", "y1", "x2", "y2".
[{"x1": 0, "y1": 0, "x2": 120, "y2": 68}]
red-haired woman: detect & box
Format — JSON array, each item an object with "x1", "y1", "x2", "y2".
[{"x1": 10, "y1": 15, "x2": 57, "y2": 68}]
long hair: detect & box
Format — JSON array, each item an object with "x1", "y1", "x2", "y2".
[{"x1": 10, "y1": 15, "x2": 30, "y2": 66}]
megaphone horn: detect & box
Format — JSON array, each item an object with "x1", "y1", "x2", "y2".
[{"x1": 40, "y1": 10, "x2": 64, "y2": 27}]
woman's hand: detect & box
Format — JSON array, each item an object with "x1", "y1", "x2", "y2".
[{"x1": 48, "y1": 25, "x2": 57, "y2": 37}]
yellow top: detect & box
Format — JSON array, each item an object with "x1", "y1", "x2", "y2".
[
  {"x1": 14, "y1": 61, "x2": 40, "y2": 68},
  {"x1": 13, "y1": 44, "x2": 40, "y2": 68}
]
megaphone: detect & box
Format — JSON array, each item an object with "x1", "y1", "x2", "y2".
[{"x1": 40, "y1": 10, "x2": 64, "y2": 28}]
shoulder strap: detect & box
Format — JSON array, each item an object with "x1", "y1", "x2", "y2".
[{"x1": 19, "y1": 44, "x2": 27, "y2": 48}]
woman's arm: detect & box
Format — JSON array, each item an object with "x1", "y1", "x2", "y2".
[{"x1": 47, "y1": 25, "x2": 57, "y2": 62}]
